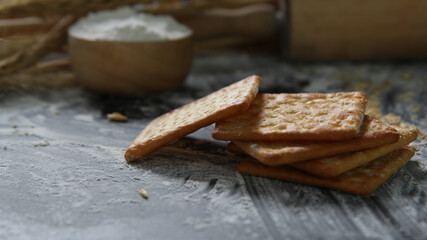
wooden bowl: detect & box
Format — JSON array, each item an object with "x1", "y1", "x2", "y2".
[{"x1": 68, "y1": 33, "x2": 193, "y2": 95}]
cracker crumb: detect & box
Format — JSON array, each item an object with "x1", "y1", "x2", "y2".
[
  {"x1": 402, "y1": 73, "x2": 410, "y2": 79},
  {"x1": 413, "y1": 104, "x2": 421, "y2": 112},
  {"x1": 354, "y1": 81, "x2": 371, "y2": 91},
  {"x1": 54, "y1": 110, "x2": 61, "y2": 115},
  {"x1": 338, "y1": 73, "x2": 347, "y2": 81},
  {"x1": 411, "y1": 143, "x2": 419, "y2": 151},
  {"x1": 107, "y1": 112, "x2": 128, "y2": 122},
  {"x1": 138, "y1": 188, "x2": 148, "y2": 199},
  {"x1": 33, "y1": 139, "x2": 49, "y2": 147},
  {"x1": 24, "y1": 132, "x2": 29, "y2": 136}
]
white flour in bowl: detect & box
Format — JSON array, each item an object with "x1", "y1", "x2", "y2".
[{"x1": 68, "y1": 6, "x2": 192, "y2": 41}]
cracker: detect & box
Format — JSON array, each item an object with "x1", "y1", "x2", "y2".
[
  {"x1": 213, "y1": 92, "x2": 368, "y2": 141},
  {"x1": 291, "y1": 127, "x2": 418, "y2": 177},
  {"x1": 232, "y1": 116, "x2": 399, "y2": 166},
  {"x1": 124, "y1": 75, "x2": 262, "y2": 162},
  {"x1": 237, "y1": 146, "x2": 415, "y2": 196}
]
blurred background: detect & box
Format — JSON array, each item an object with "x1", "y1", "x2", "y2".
[{"x1": 1, "y1": 0, "x2": 426, "y2": 93}]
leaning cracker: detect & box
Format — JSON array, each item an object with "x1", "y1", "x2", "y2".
[
  {"x1": 124, "y1": 75, "x2": 262, "y2": 162},
  {"x1": 291, "y1": 127, "x2": 418, "y2": 177},
  {"x1": 213, "y1": 92, "x2": 367, "y2": 141},
  {"x1": 232, "y1": 116, "x2": 399, "y2": 166},
  {"x1": 237, "y1": 146, "x2": 415, "y2": 196}
]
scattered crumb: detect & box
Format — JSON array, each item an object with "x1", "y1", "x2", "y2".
[
  {"x1": 338, "y1": 73, "x2": 347, "y2": 81},
  {"x1": 401, "y1": 73, "x2": 410, "y2": 79},
  {"x1": 138, "y1": 188, "x2": 148, "y2": 199},
  {"x1": 33, "y1": 139, "x2": 49, "y2": 147},
  {"x1": 417, "y1": 160, "x2": 427, "y2": 169},
  {"x1": 397, "y1": 91, "x2": 415, "y2": 102},
  {"x1": 354, "y1": 81, "x2": 371, "y2": 91},
  {"x1": 104, "y1": 144, "x2": 108, "y2": 146},
  {"x1": 54, "y1": 110, "x2": 61, "y2": 115},
  {"x1": 24, "y1": 132, "x2": 29, "y2": 136},
  {"x1": 107, "y1": 112, "x2": 128, "y2": 122},
  {"x1": 12, "y1": 125, "x2": 17, "y2": 128},
  {"x1": 420, "y1": 132, "x2": 427, "y2": 140},
  {"x1": 413, "y1": 104, "x2": 420, "y2": 112},
  {"x1": 3, "y1": 146, "x2": 6, "y2": 150},
  {"x1": 411, "y1": 143, "x2": 419, "y2": 151}
]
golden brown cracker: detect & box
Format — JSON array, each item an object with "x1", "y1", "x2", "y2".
[
  {"x1": 291, "y1": 127, "x2": 418, "y2": 177},
  {"x1": 237, "y1": 146, "x2": 415, "y2": 196},
  {"x1": 232, "y1": 116, "x2": 399, "y2": 166},
  {"x1": 124, "y1": 75, "x2": 262, "y2": 162},
  {"x1": 213, "y1": 92, "x2": 368, "y2": 141}
]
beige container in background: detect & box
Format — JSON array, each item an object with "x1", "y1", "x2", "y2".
[
  {"x1": 287, "y1": 0, "x2": 427, "y2": 60},
  {"x1": 68, "y1": 33, "x2": 193, "y2": 95}
]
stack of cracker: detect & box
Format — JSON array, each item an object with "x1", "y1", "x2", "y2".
[
  {"x1": 213, "y1": 93, "x2": 418, "y2": 196},
  {"x1": 125, "y1": 75, "x2": 417, "y2": 196}
]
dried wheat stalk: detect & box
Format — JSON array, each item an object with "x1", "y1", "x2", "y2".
[
  {"x1": 143, "y1": 0, "x2": 276, "y2": 16},
  {"x1": 0, "y1": 70, "x2": 76, "y2": 94},
  {"x1": 0, "y1": 17, "x2": 56, "y2": 37},
  {"x1": 0, "y1": 0, "x2": 162, "y2": 18},
  {"x1": 24, "y1": 57, "x2": 70, "y2": 74},
  {"x1": 0, "y1": 0, "x2": 164, "y2": 77},
  {"x1": 0, "y1": 56, "x2": 74, "y2": 94},
  {"x1": 0, "y1": 15, "x2": 75, "y2": 76},
  {"x1": 0, "y1": 34, "x2": 42, "y2": 59}
]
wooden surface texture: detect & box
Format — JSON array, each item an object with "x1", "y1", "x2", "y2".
[
  {"x1": 0, "y1": 54, "x2": 426, "y2": 239},
  {"x1": 288, "y1": 0, "x2": 427, "y2": 60}
]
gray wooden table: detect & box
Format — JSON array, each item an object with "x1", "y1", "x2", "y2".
[{"x1": 1, "y1": 54, "x2": 426, "y2": 240}]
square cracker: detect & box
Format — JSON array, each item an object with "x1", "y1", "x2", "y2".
[
  {"x1": 231, "y1": 116, "x2": 399, "y2": 166},
  {"x1": 237, "y1": 146, "x2": 415, "y2": 196},
  {"x1": 213, "y1": 92, "x2": 368, "y2": 141},
  {"x1": 291, "y1": 127, "x2": 418, "y2": 178},
  {"x1": 124, "y1": 75, "x2": 262, "y2": 162}
]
